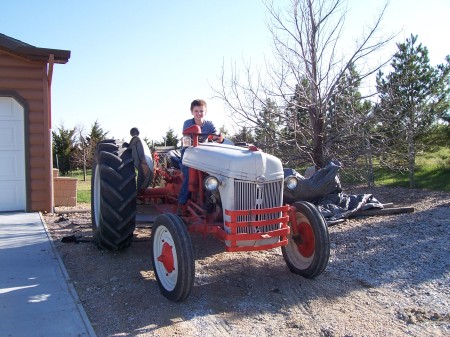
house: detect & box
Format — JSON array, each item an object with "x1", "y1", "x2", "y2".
[{"x1": 0, "y1": 33, "x2": 70, "y2": 212}]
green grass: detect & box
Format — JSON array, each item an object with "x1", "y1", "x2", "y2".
[
  {"x1": 366, "y1": 146, "x2": 450, "y2": 191},
  {"x1": 304, "y1": 146, "x2": 450, "y2": 192},
  {"x1": 417, "y1": 146, "x2": 450, "y2": 167},
  {"x1": 374, "y1": 165, "x2": 450, "y2": 191},
  {"x1": 66, "y1": 170, "x2": 92, "y2": 203}
]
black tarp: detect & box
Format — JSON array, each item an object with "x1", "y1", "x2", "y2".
[{"x1": 283, "y1": 161, "x2": 383, "y2": 222}]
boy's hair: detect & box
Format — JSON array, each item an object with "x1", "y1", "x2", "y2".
[{"x1": 190, "y1": 99, "x2": 207, "y2": 111}]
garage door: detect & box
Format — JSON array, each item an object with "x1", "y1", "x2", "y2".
[{"x1": 0, "y1": 97, "x2": 26, "y2": 212}]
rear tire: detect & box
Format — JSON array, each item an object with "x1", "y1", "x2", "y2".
[
  {"x1": 91, "y1": 139, "x2": 137, "y2": 250},
  {"x1": 282, "y1": 201, "x2": 330, "y2": 278},
  {"x1": 151, "y1": 213, "x2": 194, "y2": 302}
]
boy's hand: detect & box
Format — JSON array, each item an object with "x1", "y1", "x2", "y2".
[{"x1": 213, "y1": 134, "x2": 224, "y2": 143}]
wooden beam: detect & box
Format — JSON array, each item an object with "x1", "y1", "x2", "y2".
[{"x1": 351, "y1": 207, "x2": 415, "y2": 217}]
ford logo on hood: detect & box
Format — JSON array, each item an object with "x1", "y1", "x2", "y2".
[{"x1": 256, "y1": 175, "x2": 266, "y2": 183}]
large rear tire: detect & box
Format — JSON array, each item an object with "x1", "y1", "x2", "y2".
[
  {"x1": 91, "y1": 139, "x2": 137, "y2": 250},
  {"x1": 151, "y1": 213, "x2": 194, "y2": 302},
  {"x1": 282, "y1": 201, "x2": 330, "y2": 278}
]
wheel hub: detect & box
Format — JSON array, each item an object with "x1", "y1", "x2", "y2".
[
  {"x1": 158, "y1": 242, "x2": 175, "y2": 273},
  {"x1": 294, "y1": 222, "x2": 315, "y2": 258}
]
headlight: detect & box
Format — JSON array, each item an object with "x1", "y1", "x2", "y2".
[
  {"x1": 285, "y1": 176, "x2": 298, "y2": 190},
  {"x1": 204, "y1": 176, "x2": 219, "y2": 191}
]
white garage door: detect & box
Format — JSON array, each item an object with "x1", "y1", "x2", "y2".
[{"x1": 0, "y1": 97, "x2": 26, "y2": 212}]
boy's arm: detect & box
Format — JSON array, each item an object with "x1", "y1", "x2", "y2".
[{"x1": 209, "y1": 122, "x2": 224, "y2": 143}]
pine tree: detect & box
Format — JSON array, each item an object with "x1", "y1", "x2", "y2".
[
  {"x1": 254, "y1": 98, "x2": 280, "y2": 154},
  {"x1": 89, "y1": 120, "x2": 109, "y2": 144},
  {"x1": 231, "y1": 126, "x2": 255, "y2": 144},
  {"x1": 52, "y1": 125, "x2": 76, "y2": 175},
  {"x1": 376, "y1": 35, "x2": 450, "y2": 187},
  {"x1": 155, "y1": 128, "x2": 179, "y2": 148}
]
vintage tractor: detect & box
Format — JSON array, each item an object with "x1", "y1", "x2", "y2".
[{"x1": 91, "y1": 126, "x2": 330, "y2": 301}]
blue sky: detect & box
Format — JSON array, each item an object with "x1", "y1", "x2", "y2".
[{"x1": 1, "y1": 0, "x2": 449, "y2": 142}]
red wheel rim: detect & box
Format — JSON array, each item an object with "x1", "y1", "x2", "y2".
[
  {"x1": 294, "y1": 222, "x2": 315, "y2": 258},
  {"x1": 157, "y1": 242, "x2": 175, "y2": 273}
]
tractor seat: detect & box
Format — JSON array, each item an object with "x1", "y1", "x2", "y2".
[{"x1": 166, "y1": 149, "x2": 182, "y2": 169}]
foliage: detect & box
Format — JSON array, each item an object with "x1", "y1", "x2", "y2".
[
  {"x1": 53, "y1": 121, "x2": 109, "y2": 178},
  {"x1": 143, "y1": 136, "x2": 153, "y2": 150},
  {"x1": 230, "y1": 126, "x2": 255, "y2": 144},
  {"x1": 70, "y1": 120, "x2": 109, "y2": 180},
  {"x1": 52, "y1": 125, "x2": 76, "y2": 175},
  {"x1": 253, "y1": 98, "x2": 280, "y2": 155},
  {"x1": 89, "y1": 120, "x2": 109, "y2": 144},
  {"x1": 375, "y1": 34, "x2": 450, "y2": 187},
  {"x1": 155, "y1": 128, "x2": 179, "y2": 148},
  {"x1": 419, "y1": 123, "x2": 450, "y2": 149}
]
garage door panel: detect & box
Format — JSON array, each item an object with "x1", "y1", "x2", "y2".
[
  {"x1": 0, "y1": 121, "x2": 24, "y2": 150},
  {"x1": 0, "y1": 151, "x2": 25, "y2": 180},
  {"x1": 0, "y1": 97, "x2": 23, "y2": 121},
  {"x1": 0, "y1": 96, "x2": 26, "y2": 211},
  {"x1": 0, "y1": 180, "x2": 25, "y2": 212}
]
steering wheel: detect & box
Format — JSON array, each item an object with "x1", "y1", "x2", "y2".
[{"x1": 207, "y1": 133, "x2": 223, "y2": 142}]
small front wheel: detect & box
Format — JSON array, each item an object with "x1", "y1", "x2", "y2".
[
  {"x1": 282, "y1": 201, "x2": 330, "y2": 278},
  {"x1": 151, "y1": 213, "x2": 194, "y2": 301}
]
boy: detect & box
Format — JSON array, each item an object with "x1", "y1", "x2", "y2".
[{"x1": 178, "y1": 99, "x2": 223, "y2": 212}]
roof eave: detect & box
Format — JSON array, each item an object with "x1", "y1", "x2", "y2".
[{"x1": 15, "y1": 46, "x2": 71, "y2": 64}]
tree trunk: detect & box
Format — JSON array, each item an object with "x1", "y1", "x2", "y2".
[
  {"x1": 408, "y1": 139, "x2": 415, "y2": 188},
  {"x1": 83, "y1": 148, "x2": 87, "y2": 182},
  {"x1": 312, "y1": 107, "x2": 325, "y2": 168},
  {"x1": 407, "y1": 111, "x2": 415, "y2": 188},
  {"x1": 364, "y1": 133, "x2": 374, "y2": 187}
]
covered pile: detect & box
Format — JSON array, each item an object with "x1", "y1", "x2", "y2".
[{"x1": 283, "y1": 161, "x2": 383, "y2": 223}]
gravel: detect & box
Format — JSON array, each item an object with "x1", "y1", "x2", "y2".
[{"x1": 43, "y1": 186, "x2": 450, "y2": 337}]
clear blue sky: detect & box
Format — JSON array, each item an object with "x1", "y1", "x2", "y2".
[{"x1": 1, "y1": 0, "x2": 449, "y2": 142}]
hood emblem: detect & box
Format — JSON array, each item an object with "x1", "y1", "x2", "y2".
[{"x1": 256, "y1": 175, "x2": 266, "y2": 183}]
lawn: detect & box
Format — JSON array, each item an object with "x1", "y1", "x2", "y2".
[
  {"x1": 373, "y1": 147, "x2": 450, "y2": 191},
  {"x1": 373, "y1": 165, "x2": 450, "y2": 191},
  {"x1": 66, "y1": 170, "x2": 91, "y2": 203}
]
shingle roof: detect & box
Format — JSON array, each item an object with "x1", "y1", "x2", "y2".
[{"x1": 0, "y1": 33, "x2": 70, "y2": 64}]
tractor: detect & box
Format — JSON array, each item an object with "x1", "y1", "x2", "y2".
[{"x1": 91, "y1": 126, "x2": 330, "y2": 301}]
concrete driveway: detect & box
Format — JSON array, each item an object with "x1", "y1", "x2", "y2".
[{"x1": 0, "y1": 212, "x2": 96, "y2": 337}]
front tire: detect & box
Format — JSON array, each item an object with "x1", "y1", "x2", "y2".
[
  {"x1": 91, "y1": 140, "x2": 137, "y2": 250},
  {"x1": 151, "y1": 213, "x2": 194, "y2": 302},
  {"x1": 282, "y1": 201, "x2": 330, "y2": 278}
]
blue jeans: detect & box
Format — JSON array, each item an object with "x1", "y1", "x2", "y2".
[{"x1": 178, "y1": 149, "x2": 189, "y2": 204}]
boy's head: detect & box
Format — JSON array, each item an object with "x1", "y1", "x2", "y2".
[{"x1": 190, "y1": 99, "x2": 207, "y2": 112}]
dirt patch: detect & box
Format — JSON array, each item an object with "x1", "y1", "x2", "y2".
[{"x1": 43, "y1": 186, "x2": 450, "y2": 337}]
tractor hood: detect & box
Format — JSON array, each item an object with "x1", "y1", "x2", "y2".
[{"x1": 182, "y1": 143, "x2": 284, "y2": 181}]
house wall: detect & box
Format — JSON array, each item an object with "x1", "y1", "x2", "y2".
[{"x1": 0, "y1": 50, "x2": 53, "y2": 212}]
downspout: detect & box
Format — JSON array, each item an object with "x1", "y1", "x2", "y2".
[
  {"x1": 48, "y1": 54, "x2": 54, "y2": 86},
  {"x1": 48, "y1": 54, "x2": 55, "y2": 212}
]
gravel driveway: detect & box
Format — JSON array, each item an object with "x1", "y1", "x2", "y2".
[{"x1": 43, "y1": 186, "x2": 450, "y2": 337}]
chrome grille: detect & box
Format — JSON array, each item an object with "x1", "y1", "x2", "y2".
[{"x1": 234, "y1": 179, "x2": 283, "y2": 234}]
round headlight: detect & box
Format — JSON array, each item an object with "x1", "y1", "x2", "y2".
[
  {"x1": 204, "y1": 176, "x2": 219, "y2": 191},
  {"x1": 285, "y1": 176, "x2": 298, "y2": 190}
]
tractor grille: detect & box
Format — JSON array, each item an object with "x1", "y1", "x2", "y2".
[{"x1": 234, "y1": 179, "x2": 283, "y2": 234}]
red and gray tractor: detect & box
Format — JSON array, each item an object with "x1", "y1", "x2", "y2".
[{"x1": 91, "y1": 126, "x2": 330, "y2": 301}]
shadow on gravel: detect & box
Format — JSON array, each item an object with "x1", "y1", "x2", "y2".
[{"x1": 327, "y1": 204, "x2": 450, "y2": 288}]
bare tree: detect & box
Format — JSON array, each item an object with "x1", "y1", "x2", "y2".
[
  {"x1": 71, "y1": 125, "x2": 91, "y2": 181},
  {"x1": 215, "y1": 0, "x2": 395, "y2": 170}
]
